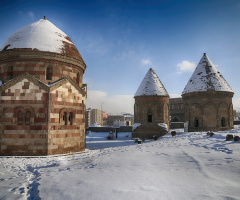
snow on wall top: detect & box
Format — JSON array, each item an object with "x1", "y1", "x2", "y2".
[
  {"x1": 135, "y1": 68, "x2": 169, "y2": 97},
  {"x1": 182, "y1": 53, "x2": 233, "y2": 94},
  {"x1": 0, "y1": 18, "x2": 83, "y2": 61}
]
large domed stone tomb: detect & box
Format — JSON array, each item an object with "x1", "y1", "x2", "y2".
[
  {"x1": 182, "y1": 53, "x2": 234, "y2": 132},
  {"x1": 0, "y1": 17, "x2": 87, "y2": 155},
  {"x1": 133, "y1": 68, "x2": 169, "y2": 139}
]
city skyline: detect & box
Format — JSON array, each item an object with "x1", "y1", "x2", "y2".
[{"x1": 1, "y1": 0, "x2": 240, "y2": 113}]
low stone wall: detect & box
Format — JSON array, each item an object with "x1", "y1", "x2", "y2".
[
  {"x1": 234, "y1": 120, "x2": 240, "y2": 125},
  {"x1": 86, "y1": 126, "x2": 132, "y2": 133},
  {"x1": 132, "y1": 124, "x2": 168, "y2": 139},
  {"x1": 170, "y1": 122, "x2": 184, "y2": 129},
  {"x1": 118, "y1": 126, "x2": 133, "y2": 132}
]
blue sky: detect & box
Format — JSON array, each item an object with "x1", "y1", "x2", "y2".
[{"x1": 1, "y1": 0, "x2": 240, "y2": 114}]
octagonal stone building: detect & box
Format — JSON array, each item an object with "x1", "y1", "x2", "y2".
[
  {"x1": 182, "y1": 53, "x2": 234, "y2": 132},
  {"x1": 0, "y1": 18, "x2": 87, "y2": 155},
  {"x1": 133, "y1": 68, "x2": 169, "y2": 139}
]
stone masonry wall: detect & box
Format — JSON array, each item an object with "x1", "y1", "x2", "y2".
[
  {"x1": 0, "y1": 60, "x2": 84, "y2": 86},
  {"x1": 48, "y1": 82, "x2": 86, "y2": 154},
  {"x1": 183, "y1": 91, "x2": 234, "y2": 132},
  {"x1": 134, "y1": 96, "x2": 169, "y2": 126},
  {"x1": 0, "y1": 79, "x2": 48, "y2": 155},
  {"x1": 169, "y1": 98, "x2": 185, "y2": 122},
  {"x1": 133, "y1": 96, "x2": 169, "y2": 139}
]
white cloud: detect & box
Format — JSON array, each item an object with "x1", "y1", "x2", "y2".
[
  {"x1": 233, "y1": 97, "x2": 240, "y2": 112},
  {"x1": 142, "y1": 59, "x2": 152, "y2": 65},
  {"x1": 28, "y1": 11, "x2": 34, "y2": 19},
  {"x1": 177, "y1": 60, "x2": 196, "y2": 73},
  {"x1": 169, "y1": 93, "x2": 181, "y2": 98},
  {"x1": 86, "y1": 90, "x2": 134, "y2": 114}
]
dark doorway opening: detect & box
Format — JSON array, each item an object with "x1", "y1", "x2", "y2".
[{"x1": 148, "y1": 115, "x2": 152, "y2": 123}]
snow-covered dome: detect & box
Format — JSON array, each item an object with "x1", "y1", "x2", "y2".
[
  {"x1": 135, "y1": 68, "x2": 169, "y2": 97},
  {"x1": 0, "y1": 17, "x2": 84, "y2": 62},
  {"x1": 182, "y1": 53, "x2": 233, "y2": 94}
]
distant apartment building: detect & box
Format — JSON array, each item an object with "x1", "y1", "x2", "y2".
[
  {"x1": 90, "y1": 109, "x2": 103, "y2": 126},
  {"x1": 169, "y1": 98, "x2": 185, "y2": 122},
  {"x1": 86, "y1": 108, "x2": 91, "y2": 128},
  {"x1": 106, "y1": 113, "x2": 134, "y2": 127},
  {"x1": 85, "y1": 108, "x2": 103, "y2": 127},
  {"x1": 107, "y1": 114, "x2": 125, "y2": 127},
  {"x1": 123, "y1": 113, "x2": 134, "y2": 125}
]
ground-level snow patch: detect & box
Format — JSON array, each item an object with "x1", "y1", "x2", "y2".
[{"x1": 1, "y1": 130, "x2": 240, "y2": 200}]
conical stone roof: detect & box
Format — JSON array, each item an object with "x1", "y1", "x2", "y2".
[
  {"x1": 0, "y1": 18, "x2": 84, "y2": 62},
  {"x1": 182, "y1": 53, "x2": 233, "y2": 94},
  {"x1": 135, "y1": 68, "x2": 169, "y2": 97}
]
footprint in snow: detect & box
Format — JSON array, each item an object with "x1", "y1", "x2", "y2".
[
  {"x1": 89, "y1": 164, "x2": 97, "y2": 168},
  {"x1": 19, "y1": 187, "x2": 25, "y2": 194}
]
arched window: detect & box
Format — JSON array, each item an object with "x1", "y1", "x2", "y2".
[
  {"x1": 147, "y1": 107, "x2": 152, "y2": 123},
  {"x1": 221, "y1": 117, "x2": 225, "y2": 127},
  {"x1": 25, "y1": 111, "x2": 31, "y2": 125},
  {"x1": 17, "y1": 111, "x2": 24, "y2": 125},
  {"x1": 69, "y1": 112, "x2": 74, "y2": 125},
  {"x1": 46, "y1": 66, "x2": 53, "y2": 80},
  {"x1": 194, "y1": 117, "x2": 199, "y2": 127},
  {"x1": 9, "y1": 66, "x2": 13, "y2": 79},
  {"x1": 63, "y1": 112, "x2": 67, "y2": 125},
  {"x1": 76, "y1": 73, "x2": 80, "y2": 84},
  {"x1": 148, "y1": 115, "x2": 152, "y2": 123}
]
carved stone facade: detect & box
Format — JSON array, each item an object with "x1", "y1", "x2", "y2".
[
  {"x1": 0, "y1": 19, "x2": 87, "y2": 155},
  {"x1": 133, "y1": 96, "x2": 169, "y2": 139},
  {"x1": 182, "y1": 91, "x2": 233, "y2": 132},
  {"x1": 169, "y1": 98, "x2": 184, "y2": 122}
]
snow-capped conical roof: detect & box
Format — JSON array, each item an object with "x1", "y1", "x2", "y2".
[
  {"x1": 135, "y1": 68, "x2": 169, "y2": 97},
  {"x1": 0, "y1": 18, "x2": 84, "y2": 62},
  {"x1": 182, "y1": 53, "x2": 233, "y2": 94}
]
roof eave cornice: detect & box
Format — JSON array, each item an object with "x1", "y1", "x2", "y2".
[
  {"x1": 134, "y1": 94, "x2": 170, "y2": 98},
  {"x1": 49, "y1": 76, "x2": 86, "y2": 97},
  {"x1": 0, "y1": 49, "x2": 87, "y2": 72},
  {"x1": 182, "y1": 90, "x2": 234, "y2": 98},
  {"x1": 0, "y1": 72, "x2": 49, "y2": 93}
]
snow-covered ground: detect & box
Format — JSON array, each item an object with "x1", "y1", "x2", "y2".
[{"x1": 1, "y1": 128, "x2": 240, "y2": 200}]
